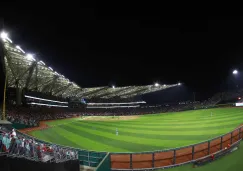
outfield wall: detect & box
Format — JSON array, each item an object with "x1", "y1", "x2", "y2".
[{"x1": 110, "y1": 126, "x2": 243, "y2": 170}]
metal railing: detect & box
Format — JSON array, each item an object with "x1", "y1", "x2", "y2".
[
  {"x1": 0, "y1": 128, "x2": 78, "y2": 163},
  {"x1": 15, "y1": 129, "x2": 107, "y2": 167}
]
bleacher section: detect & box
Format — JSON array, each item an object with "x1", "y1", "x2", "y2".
[
  {"x1": 86, "y1": 101, "x2": 145, "y2": 109},
  {"x1": 16, "y1": 130, "x2": 107, "y2": 168}
]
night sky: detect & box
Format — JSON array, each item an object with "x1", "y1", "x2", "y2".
[{"x1": 1, "y1": 3, "x2": 243, "y2": 101}]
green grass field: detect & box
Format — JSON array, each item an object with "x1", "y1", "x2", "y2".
[{"x1": 29, "y1": 108, "x2": 243, "y2": 152}]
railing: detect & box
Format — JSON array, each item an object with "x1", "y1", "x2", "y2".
[
  {"x1": 110, "y1": 126, "x2": 243, "y2": 170},
  {"x1": 0, "y1": 128, "x2": 78, "y2": 163},
  {"x1": 96, "y1": 152, "x2": 111, "y2": 171},
  {"x1": 14, "y1": 129, "x2": 107, "y2": 167}
]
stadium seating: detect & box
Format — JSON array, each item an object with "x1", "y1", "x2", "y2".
[
  {"x1": 12, "y1": 128, "x2": 108, "y2": 168},
  {"x1": 0, "y1": 127, "x2": 78, "y2": 163},
  {"x1": 4, "y1": 99, "x2": 217, "y2": 128},
  {"x1": 6, "y1": 105, "x2": 79, "y2": 127}
]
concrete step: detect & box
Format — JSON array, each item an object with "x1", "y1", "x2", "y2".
[{"x1": 80, "y1": 165, "x2": 95, "y2": 171}]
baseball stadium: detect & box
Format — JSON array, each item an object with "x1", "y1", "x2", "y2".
[{"x1": 1, "y1": 31, "x2": 243, "y2": 171}]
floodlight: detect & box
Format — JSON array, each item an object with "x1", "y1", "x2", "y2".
[
  {"x1": 178, "y1": 82, "x2": 181, "y2": 86},
  {"x1": 26, "y1": 54, "x2": 36, "y2": 61},
  {"x1": 0, "y1": 32, "x2": 7, "y2": 39},
  {"x1": 0, "y1": 32, "x2": 12, "y2": 43},
  {"x1": 39, "y1": 61, "x2": 45, "y2": 65},
  {"x1": 16, "y1": 45, "x2": 25, "y2": 53},
  {"x1": 163, "y1": 84, "x2": 166, "y2": 87},
  {"x1": 112, "y1": 85, "x2": 115, "y2": 89},
  {"x1": 154, "y1": 83, "x2": 159, "y2": 87},
  {"x1": 233, "y1": 70, "x2": 238, "y2": 75}
]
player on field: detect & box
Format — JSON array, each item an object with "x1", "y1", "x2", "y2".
[{"x1": 116, "y1": 128, "x2": 119, "y2": 135}]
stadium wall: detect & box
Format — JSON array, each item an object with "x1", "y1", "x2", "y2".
[
  {"x1": 110, "y1": 126, "x2": 243, "y2": 170},
  {"x1": 96, "y1": 152, "x2": 111, "y2": 171}
]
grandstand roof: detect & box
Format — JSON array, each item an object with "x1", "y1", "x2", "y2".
[{"x1": 0, "y1": 32, "x2": 178, "y2": 99}]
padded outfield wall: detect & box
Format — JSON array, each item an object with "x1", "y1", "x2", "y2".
[{"x1": 110, "y1": 126, "x2": 243, "y2": 170}]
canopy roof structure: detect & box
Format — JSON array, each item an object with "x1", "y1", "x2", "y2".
[{"x1": 0, "y1": 31, "x2": 179, "y2": 99}]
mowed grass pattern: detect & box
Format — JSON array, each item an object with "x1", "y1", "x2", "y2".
[{"x1": 30, "y1": 108, "x2": 243, "y2": 152}]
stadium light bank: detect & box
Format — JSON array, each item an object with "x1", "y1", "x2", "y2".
[
  {"x1": 26, "y1": 54, "x2": 36, "y2": 61},
  {"x1": 28, "y1": 102, "x2": 68, "y2": 108},
  {"x1": 0, "y1": 31, "x2": 71, "y2": 83},
  {"x1": 25, "y1": 95, "x2": 68, "y2": 104},
  {"x1": 87, "y1": 101, "x2": 146, "y2": 105},
  {"x1": 0, "y1": 31, "x2": 13, "y2": 43},
  {"x1": 16, "y1": 45, "x2": 25, "y2": 53},
  {"x1": 87, "y1": 105, "x2": 140, "y2": 108}
]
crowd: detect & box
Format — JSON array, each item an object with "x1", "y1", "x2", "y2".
[
  {"x1": 6, "y1": 106, "x2": 79, "y2": 127},
  {"x1": 3, "y1": 98, "x2": 219, "y2": 127},
  {"x1": 2, "y1": 90, "x2": 234, "y2": 128},
  {"x1": 208, "y1": 88, "x2": 243, "y2": 104},
  {"x1": 0, "y1": 127, "x2": 78, "y2": 162},
  {"x1": 81, "y1": 101, "x2": 212, "y2": 116}
]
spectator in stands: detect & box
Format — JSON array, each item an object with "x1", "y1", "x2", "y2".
[
  {"x1": 12, "y1": 129, "x2": 16, "y2": 136},
  {"x1": 0, "y1": 133, "x2": 3, "y2": 152}
]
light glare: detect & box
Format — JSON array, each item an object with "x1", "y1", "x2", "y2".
[
  {"x1": 0, "y1": 32, "x2": 12, "y2": 43},
  {"x1": 0, "y1": 32, "x2": 7, "y2": 39},
  {"x1": 26, "y1": 54, "x2": 35, "y2": 61},
  {"x1": 16, "y1": 45, "x2": 25, "y2": 53},
  {"x1": 233, "y1": 70, "x2": 238, "y2": 75},
  {"x1": 39, "y1": 61, "x2": 45, "y2": 65}
]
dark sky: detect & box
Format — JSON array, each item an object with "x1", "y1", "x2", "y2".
[{"x1": 1, "y1": 2, "x2": 243, "y2": 100}]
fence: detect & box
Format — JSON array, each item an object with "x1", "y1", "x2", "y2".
[
  {"x1": 110, "y1": 126, "x2": 243, "y2": 170},
  {"x1": 0, "y1": 130, "x2": 79, "y2": 163},
  {"x1": 96, "y1": 152, "x2": 111, "y2": 171}
]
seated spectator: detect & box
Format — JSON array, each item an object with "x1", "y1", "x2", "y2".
[{"x1": 0, "y1": 128, "x2": 78, "y2": 162}]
